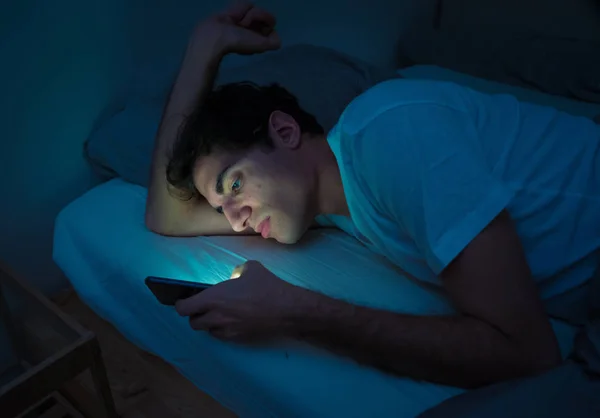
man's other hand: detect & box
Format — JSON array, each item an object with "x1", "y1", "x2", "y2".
[{"x1": 190, "y1": 1, "x2": 281, "y2": 58}]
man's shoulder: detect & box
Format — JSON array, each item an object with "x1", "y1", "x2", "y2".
[
  {"x1": 326, "y1": 78, "x2": 473, "y2": 200},
  {"x1": 328, "y1": 79, "x2": 475, "y2": 206},
  {"x1": 338, "y1": 78, "x2": 469, "y2": 135}
]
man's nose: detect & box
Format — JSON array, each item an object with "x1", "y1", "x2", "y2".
[{"x1": 223, "y1": 202, "x2": 250, "y2": 232}]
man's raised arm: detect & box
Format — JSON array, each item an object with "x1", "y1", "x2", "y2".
[{"x1": 145, "y1": 2, "x2": 280, "y2": 236}]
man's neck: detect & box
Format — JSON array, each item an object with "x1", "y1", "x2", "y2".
[{"x1": 306, "y1": 134, "x2": 349, "y2": 217}]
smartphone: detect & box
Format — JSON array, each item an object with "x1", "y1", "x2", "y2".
[{"x1": 145, "y1": 276, "x2": 213, "y2": 306}]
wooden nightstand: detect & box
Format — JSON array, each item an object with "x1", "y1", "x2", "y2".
[{"x1": 0, "y1": 262, "x2": 118, "y2": 418}]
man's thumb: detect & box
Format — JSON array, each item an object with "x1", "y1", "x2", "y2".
[{"x1": 262, "y1": 31, "x2": 281, "y2": 50}]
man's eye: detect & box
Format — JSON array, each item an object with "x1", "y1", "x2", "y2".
[{"x1": 231, "y1": 178, "x2": 242, "y2": 194}]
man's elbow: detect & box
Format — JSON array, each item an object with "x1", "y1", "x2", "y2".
[
  {"x1": 145, "y1": 207, "x2": 175, "y2": 236},
  {"x1": 145, "y1": 214, "x2": 165, "y2": 235},
  {"x1": 466, "y1": 335, "x2": 562, "y2": 388},
  {"x1": 528, "y1": 343, "x2": 561, "y2": 375},
  {"x1": 465, "y1": 344, "x2": 561, "y2": 389},
  {"x1": 509, "y1": 337, "x2": 561, "y2": 382}
]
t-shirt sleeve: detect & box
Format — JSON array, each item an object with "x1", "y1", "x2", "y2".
[{"x1": 353, "y1": 103, "x2": 515, "y2": 274}]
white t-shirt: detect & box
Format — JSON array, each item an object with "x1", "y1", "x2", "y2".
[{"x1": 322, "y1": 79, "x2": 600, "y2": 299}]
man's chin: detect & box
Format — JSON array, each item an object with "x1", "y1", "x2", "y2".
[
  {"x1": 276, "y1": 229, "x2": 310, "y2": 245},
  {"x1": 275, "y1": 236, "x2": 297, "y2": 245}
]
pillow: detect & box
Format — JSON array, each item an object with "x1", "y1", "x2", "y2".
[
  {"x1": 399, "y1": 65, "x2": 600, "y2": 118},
  {"x1": 84, "y1": 44, "x2": 400, "y2": 187}
]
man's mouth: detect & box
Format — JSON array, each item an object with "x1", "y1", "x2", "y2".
[{"x1": 256, "y1": 217, "x2": 271, "y2": 239}]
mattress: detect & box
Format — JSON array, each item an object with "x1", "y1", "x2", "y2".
[{"x1": 53, "y1": 66, "x2": 591, "y2": 417}]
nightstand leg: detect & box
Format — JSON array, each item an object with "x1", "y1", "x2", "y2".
[{"x1": 88, "y1": 338, "x2": 118, "y2": 418}]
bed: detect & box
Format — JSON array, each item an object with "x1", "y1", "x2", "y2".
[{"x1": 53, "y1": 65, "x2": 600, "y2": 417}]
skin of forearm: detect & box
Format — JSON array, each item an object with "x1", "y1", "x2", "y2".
[
  {"x1": 286, "y1": 288, "x2": 552, "y2": 388},
  {"x1": 152, "y1": 40, "x2": 222, "y2": 168}
]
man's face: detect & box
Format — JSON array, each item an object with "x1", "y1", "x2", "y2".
[{"x1": 194, "y1": 143, "x2": 316, "y2": 244}]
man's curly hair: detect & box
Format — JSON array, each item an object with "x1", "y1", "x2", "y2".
[{"x1": 166, "y1": 82, "x2": 324, "y2": 200}]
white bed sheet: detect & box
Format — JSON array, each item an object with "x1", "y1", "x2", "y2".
[{"x1": 53, "y1": 66, "x2": 592, "y2": 417}]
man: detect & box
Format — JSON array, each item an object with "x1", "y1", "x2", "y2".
[{"x1": 146, "y1": 2, "x2": 600, "y2": 388}]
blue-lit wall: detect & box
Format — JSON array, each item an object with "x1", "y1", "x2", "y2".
[
  {"x1": 0, "y1": 1, "x2": 133, "y2": 293},
  {"x1": 0, "y1": 0, "x2": 435, "y2": 293}
]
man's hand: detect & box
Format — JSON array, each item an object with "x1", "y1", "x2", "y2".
[
  {"x1": 189, "y1": 1, "x2": 280, "y2": 59},
  {"x1": 175, "y1": 261, "x2": 304, "y2": 341}
]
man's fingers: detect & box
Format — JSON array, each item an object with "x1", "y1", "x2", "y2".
[
  {"x1": 239, "y1": 7, "x2": 276, "y2": 31},
  {"x1": 189, "y1": 314, "x2": 211, "y2": 331},
  {"x1": 264, "y1": 31, "x2": 281, "y2": 50},
  {"x1": 189, "y1": 311, "x2": 228, "y2": 331},
  {"x1": 188, "y1": 313, "x2": 245, "y2": 341},
  {"x1": 223, "y1": 0, "x2": 253, "y2": 22},
  {"x1": 209, "y1": 328, "x2": 241, "y2": 341},
  {"x1": 175, "y1": 293, "x2": 212, "y2": 317}
]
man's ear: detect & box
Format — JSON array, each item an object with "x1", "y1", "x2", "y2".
[{"x1": 267, "y1": 110, "x2": 302, "y2": 150}]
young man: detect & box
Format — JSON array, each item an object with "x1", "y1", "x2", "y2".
[{"x1": 146, "y1": 3, "x2": 600, "y2": 388}]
